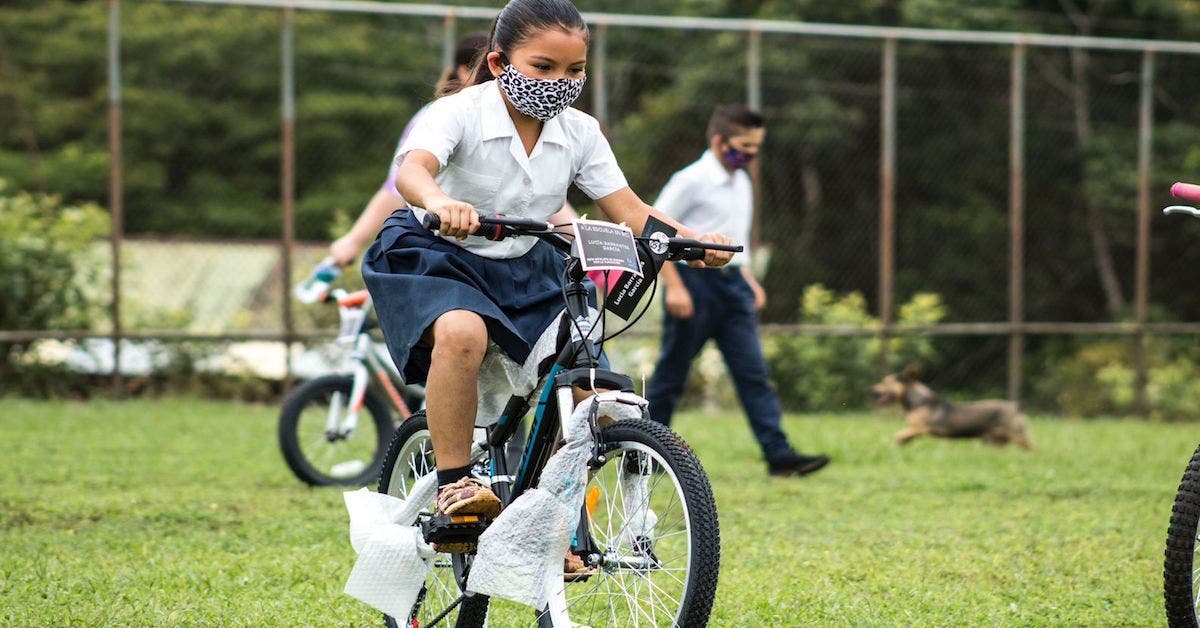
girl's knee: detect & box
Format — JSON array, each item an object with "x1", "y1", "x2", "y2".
[{"x1": 432, "y1": 310, "x2": 488, "y2": 363}]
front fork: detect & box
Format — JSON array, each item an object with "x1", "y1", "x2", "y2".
[
  {"x1": 324, "y1": 335, "x2": 371, "y2": 439},
  {"x1": 542, "y1": 388, "x2": 651, "y2": 627}
]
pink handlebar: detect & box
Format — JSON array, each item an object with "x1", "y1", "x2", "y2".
[{"x1": 1171, "y1": 182, "x2": 1200, "y2": 202}]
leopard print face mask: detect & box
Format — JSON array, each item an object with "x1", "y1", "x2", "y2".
[{"x1": 496, "y1": 64, "x2": 586, "y2": 122}]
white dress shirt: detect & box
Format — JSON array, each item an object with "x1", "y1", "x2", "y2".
[
  {"x1": 397, "y1": 81, "x2": 628, "y2": 258},
  {"x1": 652, "y1": 150, "x2": 753, "y2": 267},
  {"x1": 654, "y1": 150, "x2": 753, "y2": 267}
]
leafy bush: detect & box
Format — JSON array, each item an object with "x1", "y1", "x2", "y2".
[
  {"x1": 766, "y1": 284, "x2": 946, "y2": 411},
  {"x1": 1143, "y1": 359, "x2": 1200, "y2": 422},
  {"x1": 0, "y1": 181, "x2": 109, "y2": 379},
  {"x1": 1034, "y1": 337, "x2": 1200, "y2": 421},
  {"x1": 1031, "y1": 341, "x2": 1130, "y2": 417}
]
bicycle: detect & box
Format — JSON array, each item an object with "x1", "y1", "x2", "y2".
[
  {"x1": 1163, "y1": 181, "x2": 1200, "y2": 628},
  {"x1": 279, "y1": 265, "x2": 425, "y2": 487},
  {"x1": 375, "y1": 213, "x2": 738, "y2": 627}
]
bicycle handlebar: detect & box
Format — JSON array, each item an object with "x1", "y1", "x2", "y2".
[
  {"x1": 421, "y1": 212, "x2": 553, "y2": 240},
  {"x1": 420, "y1": 212, "x2": 744, "y2": 258},
  {"x1": 660, "y1": 236, "x2": 743, "y2": 254},
  {"x1": 1165, "y1": 182, "x2": 1200, "y2": 220}
]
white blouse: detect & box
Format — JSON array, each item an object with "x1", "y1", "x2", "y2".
[{"x1": 397, "y1": 80, "x2": 628, "y2": 258}]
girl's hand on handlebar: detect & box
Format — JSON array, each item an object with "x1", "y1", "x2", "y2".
[
  {"x1": 427, "y1": 197, "x2": 479, "y2": 240},
  {"x1": 688, "y1": 233, "x2": 735, "y2": 268}
]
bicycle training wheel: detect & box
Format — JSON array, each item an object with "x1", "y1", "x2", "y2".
[
  {"x1": 378, "y1": 412, "x2": 490, "y2": 628},
  {"x1": 548, "y1": 418, "x2": 720, "y2": 627},
  {"x1": 278, "y1": 374, "x2": 393, "y2": 487},
  {"x1": 1165, "y1": 443, "x2": 1200, "y2": 628}
]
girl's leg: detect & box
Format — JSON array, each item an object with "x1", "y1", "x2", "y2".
[
  {"x1": 426, "y1": 309, "x2": 488, "y2": 470},
  {"x1": 426, "y1": 311, "x2": 500, "y2": 527}
]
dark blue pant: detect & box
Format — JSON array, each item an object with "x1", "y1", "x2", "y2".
[{"x1": 646, "y1": 266, "x2": 794, "y2": 463}]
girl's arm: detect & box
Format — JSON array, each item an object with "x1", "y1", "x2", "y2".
[
  {"x1": 594, "y1": 187, "x2": 734, "y2": 268},
  {"x1": 395, "y1": 150, "x2": 479, "y2": 239},
  {"x1": 329, "y1": 188, "x2": 402, "y2": 266}
]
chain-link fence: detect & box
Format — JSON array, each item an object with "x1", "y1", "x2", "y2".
[{"x1": 6, "y1": 0, "x2": 1200, "y2": 413}]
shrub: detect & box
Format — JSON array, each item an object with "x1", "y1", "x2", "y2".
[
  {"x1": 0, "y1": 181, "x2": 109, "y2": 382},
  {"x1": 1034, "y1": 337, "x2": 1200, "y2": 421},
  {"x1": 766, "y1": 284, "x2": 946, "y2": 411}
]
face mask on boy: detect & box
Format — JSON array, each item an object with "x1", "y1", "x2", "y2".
[
  {"x1": 497, "y1": 64, "x2": 586, "y2": 122},
  {"x1": 720, "y1": 144, "x2": 756, "y2": 170}
]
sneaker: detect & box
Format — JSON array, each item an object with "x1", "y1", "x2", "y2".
[
  {"x1": 435, "y1": 476, "x2": 502, "y2": 518},
  {"x1": 767, "y1": 452, "x2": 830, "y2": 477}
]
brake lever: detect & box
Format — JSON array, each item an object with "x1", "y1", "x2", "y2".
[{"x1": 1163, "y1": 205, "x2": 1200, "y2": 218}]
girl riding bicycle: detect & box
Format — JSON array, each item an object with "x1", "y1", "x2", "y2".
[{"x1": 363, "y1": 0, "x2": 733, "y2": 519}]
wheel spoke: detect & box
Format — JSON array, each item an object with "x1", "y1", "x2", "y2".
[{"x1": 558, "y1": 429, "x2": 712, "y2": 628}]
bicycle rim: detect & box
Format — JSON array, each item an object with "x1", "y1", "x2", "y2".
[{"x1": 550, "y1": 420, "x2": 719, "y2": 627}]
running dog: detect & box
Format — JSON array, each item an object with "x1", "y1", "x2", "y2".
[{"x1": 872, "y1": 366, "x2": 1034, "y2": 449}]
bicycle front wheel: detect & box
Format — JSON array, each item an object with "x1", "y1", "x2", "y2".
[
  {"x1": 553, "y1": 418, "x2": 720, "y2": 627},
  {"x1": 378, "y1": 412, "x2": 490, "y2": 628},
  {"x1": 278, "y1": 374, "x2": 392, "y2": 487},
  {"x1": 1166, "y1": 443, "x2": 1200, "y2": 628}
]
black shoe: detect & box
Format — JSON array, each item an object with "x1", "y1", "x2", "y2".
[{"x1": 767, "y1": 452, "x2": 830, "y2": 477}]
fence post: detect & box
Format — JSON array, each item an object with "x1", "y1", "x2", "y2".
[
  {"x1": 1134, "y1": 48, "x2": 1155, "y2": 416},
  {"x1": 441, "y1": 12, "x2": 456, "y2": 75},
  {"x1": 108, "y1": 0, "x2": 124, "y2": 398},
  {"x1": 747, "y1": 29, "x2": 762, "y2": 111},
  {"x1": 1008, "y1": 43, "x2": 1026, "y2": 402},
  {"x1": 878, "y1": 37, "x2": 897, "y2": 372},
  {"x1": 747, "y1": 29, "x2": 763, "y2": 253},
  {"x1": 280, "y1": 7, "x2": 296, "y2": 387},
  {"x1": 592, "y1": 22, "x2": 608, "y2": 127}
]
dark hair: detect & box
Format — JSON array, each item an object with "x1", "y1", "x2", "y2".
[
  {"x1": 457, "y1": 0, "x2": 589, "y2": 91},
  {"x1": 707, "y1": 104, "x2": 765, "y2": 140},
  {"x1": 455, "y1": 32, "x2": 489, "y2": 68},
  {"x1": 434, "y1": 32, "x2": 491, "y2": 96}
]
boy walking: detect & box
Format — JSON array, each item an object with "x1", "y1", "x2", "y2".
[{"x1": 647, "y1": 104, "x2": 830, "y2": 477}]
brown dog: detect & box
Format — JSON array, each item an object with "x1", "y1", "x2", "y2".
[{"x1": 872, "y1": 367, "x2": 1033, "y2": 449}]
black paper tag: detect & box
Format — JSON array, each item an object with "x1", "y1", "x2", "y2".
[{"x1": 605, "y1": 215, "x2": 677, "y2": 320}]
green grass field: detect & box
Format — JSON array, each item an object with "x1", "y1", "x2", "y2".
[{"x1": 0, "y1": 398, "x2": 1192, "y2": 626}]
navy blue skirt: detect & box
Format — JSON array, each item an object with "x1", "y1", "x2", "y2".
[{"x1": 363, "y1": 210, "x2": 572, "y2": 385}]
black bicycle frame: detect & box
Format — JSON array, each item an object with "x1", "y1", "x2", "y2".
[
  {"x1": 485, "y1": 257, "x2": 634, "y2": 491},
  {"x1": 479, "y1": 255, "x2": 635, "y2": 560}
]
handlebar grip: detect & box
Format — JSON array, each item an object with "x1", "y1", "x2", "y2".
[
  {"x1": 420, "y1": 212, "x2": 551, "y2": 241},
  {"x1": 421, "y1": 212, "x2": 504, "y2": 240},
  {"x1": 1171, "y1": 182, "x2": 1200, "y2": 203},
  {"x1": 666, "y1": 237, "x2": 744, "y2": 253},
  {"x1": 672, "y1": 248, "x2": 707, "y2": 261}
]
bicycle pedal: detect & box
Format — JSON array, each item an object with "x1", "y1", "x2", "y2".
[{"x1": 422, "y1": 513, "x2": 491, "y2": 551}]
